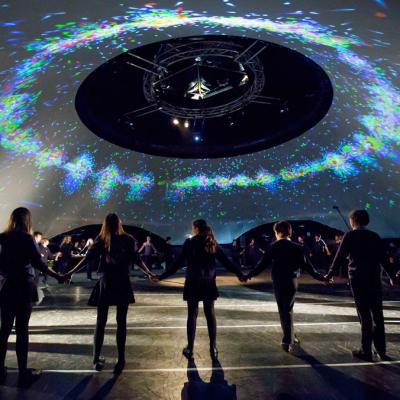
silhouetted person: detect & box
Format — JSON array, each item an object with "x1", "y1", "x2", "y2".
[
  {"x1": 231, "y1": 240, "x2": 243, "y2": 267},
  {"x1": 155, "y1": 219, "x2": 244, "y2": 359},
  {"x1": 139, "y1": 235, "x2": 158, "y2": 270},
  {"x1": 387, "y1": 242, "x2": 400, "y2": 272},
  {"x1": 32, "y1": 231, "x2": 43, "y2": 286},
  {"x1": 0, "y1": 208, "x2": 63, "y2": 385},
  {"x1": 163, "y1": 236, "x2": 175, "y2": 271},
  {"x1": 246, "y1": 221, "x2": 326, "y2": 352},
  {"x1": 325, "y1": 209, "x2": 398, "y2": 362},
  {"x1": 244, "y1": 238, "x2": 264, "y2": 267},
  {"x1": 311, "y1": 233, "x2": 331, "y2": 271},
  {"x1": 65, "y1": 213, "x2": 154, "y2": 374},
  {"x1": 297, "y1": 235, "x2": 312, "y2": 258},
  {"x1": 81, "y1": 238, "x2": 95, "y2": 280},
  {"x1": 37, "y1": 237, "x2": 57, "y2": 287},
  {"x1": 56, "y1": 235, "x2": 73, "y2": 274}
]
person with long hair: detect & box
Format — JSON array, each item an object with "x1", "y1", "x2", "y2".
[
  {"x1": 65, "y1": 213, "x2": 154, "y2": 374},
  {"x1": 154, "y1": 219, "x2": 245, "y2": 360},
  {"x1": 56, "y1": 235, "x2": 73, "y2": 275},
  {"x1": 0, "y1": 207, "x2": 64, "y2": 385}
]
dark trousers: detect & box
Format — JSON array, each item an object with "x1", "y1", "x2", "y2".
[
  {"x1": 187, "y1": 300, "x2": 217, "y2": 350},
  {"x1": 93, "y1": 303, "x2": 129, "y2": 363},
  {"x1": 350, "y1": 279, "x2": 385, "y2": 355},
  {"x1": 273, "y1": 278, "x2": 298, "y2": 345},
  {"x1": 0, "y1": 302, "x2": 32, "y2": 371}
]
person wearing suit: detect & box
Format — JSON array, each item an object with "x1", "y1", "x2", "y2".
[
  {"x1": 245, "y1": 221, "x2": 326, "y2": 352},
  {"x1": 325, "y1": 209, "x2": 398, "y2": 362},
  {"x1": 154, "y1": 219, "x2": 245, "y2": 360},
  {"x1": 65, "y1": 213, "x2": 154, "y2": 374},
  {"x1": 0, "y1": 208, "x2": 63, "y2": 385}
]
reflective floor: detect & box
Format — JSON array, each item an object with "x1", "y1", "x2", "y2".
[{"x1": 1, "y1": 271, "x2": 400, "y2": 399}]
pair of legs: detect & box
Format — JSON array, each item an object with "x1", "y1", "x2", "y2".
[
  {"x1": 186, "y1": 300, "x2": 217, "y2": 351},
  {"x1": 93, "y1": 303, "x2": 129, "y2": 364},
  {"x1": 273, "y1": 278, "x2": 298, "y2": 345},
  {"x1": 0, "y1": 302, "x2": 32, "y2": 372},
  {"x1": 350, "y1": 279, "x2": 386, "y2": 356}
]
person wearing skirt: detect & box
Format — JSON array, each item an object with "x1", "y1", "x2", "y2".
[
  {"x1": 66, "y1": 213, "x2": 154, "y2": 374},
  {"x1": 155, "y1": 219, "x2": 245, "y2": 360},
  {"x1": 0, "y1": 208, "x2": 64, "y2": 386}
]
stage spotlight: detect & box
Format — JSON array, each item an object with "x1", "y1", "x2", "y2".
[
  {"x1": 172, "y1": 118, "x2": 179, "y2": 125},
  {"x1": 194, "y1": 135, "x2": 201, "y2": 142},
  {"x1": 184, "y1": 120, "x2": 190, "y2": 128}
]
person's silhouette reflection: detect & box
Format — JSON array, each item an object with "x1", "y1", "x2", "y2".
[{"x1": 181, "y1": 358, "x2": 237, "y2": 400}]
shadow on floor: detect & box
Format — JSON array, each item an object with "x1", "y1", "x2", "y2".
[
  {"x1": 293, "y1": 347, "x2": 399, "y2": 400},
  {"x1": 181, "y1": 358, "x2": 237, "y2": 400}
]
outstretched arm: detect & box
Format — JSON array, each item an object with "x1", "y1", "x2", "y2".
[
  {"x1": 326, "y1": 233, "x2": 350, "y2": 280},
  {"x1": 28, "y1": 238, "x2": 62, "y2": 282},
  {"x1": 247, "y1": 252, "x2": 272, "y2": 279},
  {"x1": 158, "y1": 240, "x2": 189, "y2": 280},
  {"x1": 302, "y1": 254, "x2": 325, "y2": 281},
  {"x1": 66, "y1": 256, "x2": 88, "y2": 276},
  {"x1": 216, "y1": 246, "x2": 243, "y2": 278},
  {"x1": 133, "y1": 256, "x2": 154, "y2": 278},
  {"x1": 65, "y1": 241, "x2": 102, "y2": 276}
]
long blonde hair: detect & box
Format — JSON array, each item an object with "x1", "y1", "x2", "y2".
[
  {"x1": 98, "y1": 213, "x2": 125, "y2": 252},
  {"x1": 192, "y1": 219, "x2": 217, "y2": 253},
  {"x1": 5, "y1": 207, "x2": 32, "y2": 234}
]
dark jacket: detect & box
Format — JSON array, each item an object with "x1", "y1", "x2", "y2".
[
  {"x1": 159, "y1": 235, "x2": 241, "y2": 282},
  {"x1": 38, "y1": 244, "x2": 54, "y2": 264},
  {"x1": 326, "y1": 228, "x2": 396, "y2": 282},
  {"x1": 0, "y1": 231, "x2": 48, "y2": 304},
  {"x1": 159, "y1": 235, "x2": 242, "y2": 301},
  {"x1": 248, "y1": 238, "x2": 323, "y2": 281},
  {"x1": 85, "y1": 234, "x2": 141, "y2": 306},
  {"x1": 86, "y1": 234, "x2": 140, "y2": 275}
]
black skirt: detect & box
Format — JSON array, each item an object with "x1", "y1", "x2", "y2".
[
  {"x1": 183, "y1": 278, "x2": 219, "y2": 301},
  {"x1": 0, "y1": 277, "x2": 39, "y2": 306},
  {"x1": 88, "y1": 275, "x2": 135, "y2": 306}
]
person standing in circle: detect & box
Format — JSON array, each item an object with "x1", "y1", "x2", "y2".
[
  {"x1": 138, "y1": 235, "x2": 158, "y2": 270},
  {"x1": 56, "y1": 235, "x2": 73, "y2": 275},
  {"x1": 245, "y1": 221, "x2": 327, "y2": 352},
  {"x1": 325, "y1": 209, "x2": 398, "y2": 362},
  {"x1": 153, "y1": 219, "x2": 245, "y2": 360},
  {"x1": 0, "y1": 208, "x2": 64, "y2": 385},
  {"x1": 65, "y1": 213, "x2": 155, "y2": 374}
]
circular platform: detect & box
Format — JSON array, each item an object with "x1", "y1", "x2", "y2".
[{"x1": 76, "y1": 35, "x2": 333, "y2": 158}]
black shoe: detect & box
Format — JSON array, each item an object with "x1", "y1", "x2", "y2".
[
  {"x1": 0, "y1": 367, "x2": 7, "y2": 385},
  {"x1": 182, "y1": 346, "x2": 193, "y2": 360},
  {"x1": 210, "y1": 346, "x2": 218, "y2": 360},
  {"x1": 352, "y1": 349, "x2": 373, "y2": 362},
  {"x1": 281, "y1": 343, "x2": 290, "y2": 352},
  {"x1": 113, "y1": 360, "x2": 125, "y2": 375},
  {"x1": 378, "y1": 353, "x2": 395, "y2": 362},
  {"x1": 94, "y1": 356, "x2": 106, "y2": 371},
  {"x1": 18, "y1": 368, "x2": 41, "y2": 387}
]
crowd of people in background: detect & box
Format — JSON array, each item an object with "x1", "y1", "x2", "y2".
[
  {"x1": 21, "y1": 224, "x2": 400, "y2": 296},
  {"x1": 231, "y1": 232, "x2": 400, "y2": 276},
  {"x1": 30, "y1": 225, "x2": 400, "y2": 283}
]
